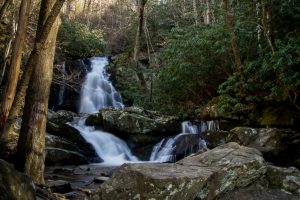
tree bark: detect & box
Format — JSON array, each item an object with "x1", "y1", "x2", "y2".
[
  {"x1": 15, "y1": 0, "x2": 61, "y2": 185},
  {"x1": 0, "y1": 0, "x2": 31, "y2": 133},
  {"x1": 222, "y1": 0, "x2": 243, "y2": 74},
  {"x1": 133, "y1": 0, "x2": 147, "y2": 90},
  {"x1": 193, "y1": 0, "x2": 199, "y2": 25},
  {"x1": 0, "y1": 0, "x2": 11, "y2": 21},
  {"x1": 261, "y1": 0, "x2": 274, "y2": 54},
  {"x1": 0, "y1": 0, "x2": 65, "y2": 143}
]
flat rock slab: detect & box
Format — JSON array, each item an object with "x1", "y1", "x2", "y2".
[
  {"x1": 96, "y1": 143, "x2": 267, "y2": 200},
  {"x1": 45, "y1": 164, "x2": 118, "y2": 199}
]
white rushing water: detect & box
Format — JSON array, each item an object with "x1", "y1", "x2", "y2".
[
  {"x1": 150, "y1": 120, "x2": 219, "y2": 162},
  {"x1": 79, "y1": 57, "x2": 124, "y2": 114},
  {"x1": 71, "y1": 57, "x2": 137, "y2": 165},
  {"x1": 72, "y1": 119, "x2": 138, "y2": 165}
]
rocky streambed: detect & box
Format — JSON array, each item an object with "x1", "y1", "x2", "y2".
[{"x1": 1, "y1": 107, "x2": 300, "y2": 199}]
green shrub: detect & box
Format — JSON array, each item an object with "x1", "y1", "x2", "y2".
[{"x1": 57, "y1": 18, "x2": 106, "y2": 58}]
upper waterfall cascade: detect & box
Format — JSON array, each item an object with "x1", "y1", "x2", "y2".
[{"x1": 79, "y1": 57, "x2": 124, "y2": 114}]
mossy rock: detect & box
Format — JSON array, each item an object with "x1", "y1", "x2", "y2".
[{"x1": 261, "y1": 106, "x2": 296, "y2": 126}]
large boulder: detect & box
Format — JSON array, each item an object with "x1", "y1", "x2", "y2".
[
  {"x1": 45, "y1": 147, "x2": 89, "y2": 166},
  {"x1": 0, "y1": 159, "x2": 35, "y2": 200},
  {"x1": 266, "y1": 165, "x2": 300, "y2": 195},
  {"x1": 46, "y1": 111, "x2": 100, "y2": 163},
  {"x1": 86, "y1": 107, "x2": 180, "y2": 137},
  {"x1": 45, "y1": 135, "x2": 102, "y2": 165},
  {"x1": 227, "y1": 127, "x2": 300, "y2": 168},
  {"x1": 47, "y1": 110, "x2": 78, "y2": 125},
  {"x1": 95, "y1": 143, "x2": 268, "y2": 200}
]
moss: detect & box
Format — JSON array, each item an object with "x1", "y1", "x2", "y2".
[{"x1": 261, "y1": 106, "x2": 295, "y2": 126}]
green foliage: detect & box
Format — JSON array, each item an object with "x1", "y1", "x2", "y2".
[
  {"x1": 57, "y1": 18, "x2": 106, "y2": 58},
  {"x1": 151, "y1": 22, "x2": 231, "y2": 114},
  {"x1": 109, "y1": 0, "x2": 300, "y2": 118}
]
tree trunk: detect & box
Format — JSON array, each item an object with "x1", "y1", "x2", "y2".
[
  {"x1": 193, "y1": 0, "x2": 199, "y2": 25},
  {"x1": 222, "y1": 0, "x2": 243, "y2": 74},
  {"x1": 133, "y1": 0, "x2": 147, "y2": 90},
  {"x1": 14, "y1": 0, "x2": 62, "y2": 185},
  {"x1": 0, "y1": 0, "x2": 31, "y2": 133},
  {"x1": 0, "y1": 0, "x2": 11, "y2": 21},
  {"x1": 0, "y1": 37, "x2": 12, "y2": 86},
  {"x1": 261, "y1": 0, "x2": 274, "y2": 54},
  {"x1": 0, "y1": 0, "x2": 65, "y2": 143}
]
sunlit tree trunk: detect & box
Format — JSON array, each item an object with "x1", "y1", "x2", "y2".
[
  {"x1": 192, "y1": 0, "x2": 198, "y2": 25},
  {"x1": 133, "y1": 0, "x2": 147, "y2": 90},
  {"x1": 15, "y1": 0, "x2": 61, "y2": 185},
  {"x1": 261, "y1": 0, "x2": 274, "y2": 53},
  {"x1": 0, "y1": 0, "x2": 31, "y2": 133},
  {"x1": 0, "y1": 0, "x2": 15, "y2": 86},
  {"x1": 0, "y1": 0, "x2": 11, "y2": 21},
  {"x1": 1, "y1": 0, "x2": 65, "y2": 151},
  {"x1": 222, "y1": 0, "x2": 242, "y2": 74}
]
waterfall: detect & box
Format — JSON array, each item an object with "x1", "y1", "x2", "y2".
[
  {"x1": 71, "y1": 119, "x2": 138, "y2": 165},
  {"x1": 58, "y1": 62, "x2": 66, "y2": 106},
  {"x1": 71, "y1": 57, "x2": 137, "y2": 165},
  {"x1": 79, "y1": 57, "x2": 123, "y2": 114},
  {"x1": 150, "y1": 120, "x2": 219, "y2": 162}
]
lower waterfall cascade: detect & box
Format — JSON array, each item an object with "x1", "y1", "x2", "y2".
[{"x1": 150, "y1": 120, "x2": 219, "y2": 162}]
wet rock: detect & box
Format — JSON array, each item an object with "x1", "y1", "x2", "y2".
[
  {"x1": 48, "y1": 180, "x2": 73, "y2": 194},
  {"x1": 45, "y1": 134, "x2": 101, "y2": 164},
  {"x1": 266, "y1": 165, "x2": 300, "y2": 194},
  {"x1": 49, "y1": 58, "x2": 91, "y2": 112},
  {"x1": 201, "y1": 130, "x2": 229, "y2": 148},
  {"x1": 36, "y1": 186, "x2": 58, "y2": 200},
  {"x1": 227, "y1": 127, "x2": 300, "y2": 168},
  {"x1": 0, "y1": 159, "x2": 35, "y2": 200},
  {"x1": 46, "y1": 120, "x2": 100, "y2": 163},
  {"x1": 47, "y1": 110, "x2": 77, "y2": 125},
  {"x1": 45, "y1": 147, "x2": 89, "y2": 165},
  {"x1": 96, "y1": 143, "x2": 267, "y2": 200},
  {"x1": 94, "y1": 177, "x2": 110, "y2": 184},
  {"x1": 86, "y1": 106, "x2": 180, "y2": 136}
]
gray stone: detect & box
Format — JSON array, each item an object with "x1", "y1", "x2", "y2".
[
  {"x1": 45, "y1": 147, "x2": 89, "y2": 165},
  {"x1": 227, "y1": 127, "x2": 300, "y2": 168},
  {"x1": 86, "y1": 106, "x2": 180, "y2": 136},
  {"x1": 95, "y1": 143, "x2": 267, "y2": 200},
  {"x1": 48, "y1": 180, "x2": 73, "y2": 194},
  {"x1": 94, "y1": 176, "x2": 110, "y2": 184}
]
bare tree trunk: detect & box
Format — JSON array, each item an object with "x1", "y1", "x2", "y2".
[
  {"x1": 261, "y1": 0, "x2": 274, "y2": 54},
  {"x1": 0, "y1": 0, "x2": 11, "y2": 21},
  {"x1": 193, "y1": 0, "x2": 199, "y2": 25},
  {"x1": 256, "y1": 1, "x2": 262, "y2": 50},
  {"x1": 133, "y1": 0, "x2": 147, "y2": 90},
  {"x1": 0, "y1": 38, "x2": 12, "y2": 86},
  {"x1": 0, "y1": 0, "x2": 31, "y2": 133},
  {"x1": 0, "y1": 0, "x2": 65, "y2": 143},
  {"x1": 15, "y1": 0, "x2": 61, "y2": 185},
  {"x1": 0, "y1": 0, "x2": 15, "y2": 86},
  {"x1": 222, "y1": 0, "x2": 243, "y2": 74}
]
